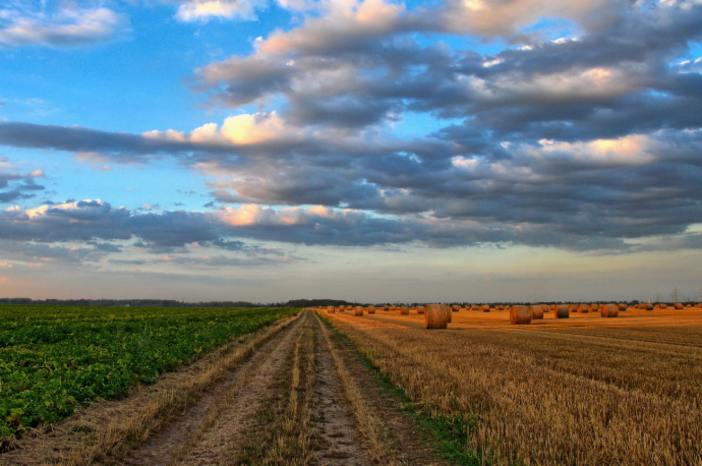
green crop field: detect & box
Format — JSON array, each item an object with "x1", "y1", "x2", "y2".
[{"x1": 0, "y1": 305, "x2": 298, "y2": 441}]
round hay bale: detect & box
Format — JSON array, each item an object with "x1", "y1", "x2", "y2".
[
  {"x1": 496, "y1": 305, "x2": 504, "y2": 310},
  {"x1": 510, "y1": 305, "x2": 532, "y2": 325},
  {"x1": 578, "y1": 304, "x2": 589, "y2": 314},
  {"x1": 424, "y1": 304, "x2": 450, "y2": 329},
  {"x1": 327, "y1": 306, "x2": 335, "y2": 314},
  {"x1": 549, "y1": 304, "x2": 557, "y2": 312},
  {"x1": 674, "y1": 303, "x2": 684, "y2": 309},
  {"x1": 482, "y1": 305, "x2": 491, "y2": 312},
  {"x1": 400, "y1": 306, "x2": 409, "y2": 315},
  {"x1": 618, "y1": 303, "x2": 627, "y2": 311},
  {"x1": 589, "y1": 303, "x2": 599, "y2": 312},
  {"x1": 554, "y1": 305, "x2": 570, "y2": 319},
  {"x1": 354, "y1": 306, "x2": 364, "y2": 316},
  {"x1": 367, "y1": 306, "x2": 376, "y2": 314},
  {"x1": 659, "y1": 303, "x2": 668, "y2": 309},
  {"x1": 600, "y1": 304, "x2": 619, "y2": 318},
  {"x1": 530, "y1": 304, "x2": 544, "y2": 320},
  {"x1": 416, "y1": 306, "x2": 425, "y2": 315},
  {"x1": 645, "y1": 303, "x2": 653, "y2": 311},
  {"x1": 471, "y1": 304, "x2": 479, "y2": 311}
]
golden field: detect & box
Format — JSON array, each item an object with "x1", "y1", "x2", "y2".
[{"x1": 321, "y1": 306, "x2": 702, "y2": 465}]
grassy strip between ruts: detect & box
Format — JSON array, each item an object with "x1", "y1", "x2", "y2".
[{"x1": 318, "y1": 314, "x2": 492, "y2": 466}]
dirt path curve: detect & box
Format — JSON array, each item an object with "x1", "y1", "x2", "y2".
[{"x1": 123, "y1": 312, "x2": 309, "y2": 466}]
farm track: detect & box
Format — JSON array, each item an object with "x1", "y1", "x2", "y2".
[{"x1": 1, "y1": 310, "x2": 448, "y2": 466}]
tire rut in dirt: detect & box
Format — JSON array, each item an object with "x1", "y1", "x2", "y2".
[
  {"x1": 317, "y1": 313, "x2": 451, "y2": 466},
  {"x1": 174, "y1": 311, "x2": 311, "y2": 466},
  {"x1": 122, "y1": 313, "x2": 308, "y2": 466},
  {"x1": 311, "y1": 316, "x2": 372, "y2": 466}
]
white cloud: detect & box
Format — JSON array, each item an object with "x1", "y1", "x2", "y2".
[
  {"x1": 143, "y1": 112, "x2": 299, "y2": 145},
  {"x1": 175, "y1": 0, "x2": 268, "y2": 22}
]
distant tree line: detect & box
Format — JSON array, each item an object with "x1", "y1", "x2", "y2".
[{"x1": 0, "y1": 298, "x2": 356, "y2": 308}]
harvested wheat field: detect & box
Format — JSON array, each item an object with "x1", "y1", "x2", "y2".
[{"x1": 322, "y1": 306, "x2": 702, "y2": 465}]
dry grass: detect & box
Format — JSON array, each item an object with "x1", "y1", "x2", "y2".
[
  {"x1": 324, "y1": 308, "x2": 702, "y2": 465},
  {"x1": 261, "y1": 315, "x2": 316, "y2": 465}
]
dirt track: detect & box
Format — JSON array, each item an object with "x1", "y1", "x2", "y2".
[{"x1": 0, "y1": 310, "x2": 447, "y2": 466}]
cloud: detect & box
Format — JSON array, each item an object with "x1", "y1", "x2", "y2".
[
  {"x1": 189, "y1": 0, "x2": 702, "y2": 140},
  {"x1": 435, "y1": 0, "x2": 614, "y2": 38},
  {"x1": 0, "y1": 7, "x2": 128, "y2": 48},
  {"x1": 0, "y1": 167, "x2": 46, "y2": 203},
  {"x1": 175, "y1": 0, "x2": 268, "y2": 21},
  {"x1": 143, "y1": 112, "x2": 296, "y2": 145}
]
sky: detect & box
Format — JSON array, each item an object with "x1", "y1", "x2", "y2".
[{"x1": 0, "y1": 0, "x2": 701, "y2": 303}]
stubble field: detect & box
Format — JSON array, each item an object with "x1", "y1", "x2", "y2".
[{"x1": 324, "y1": 306, "x2": 702, "y2": 465}]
